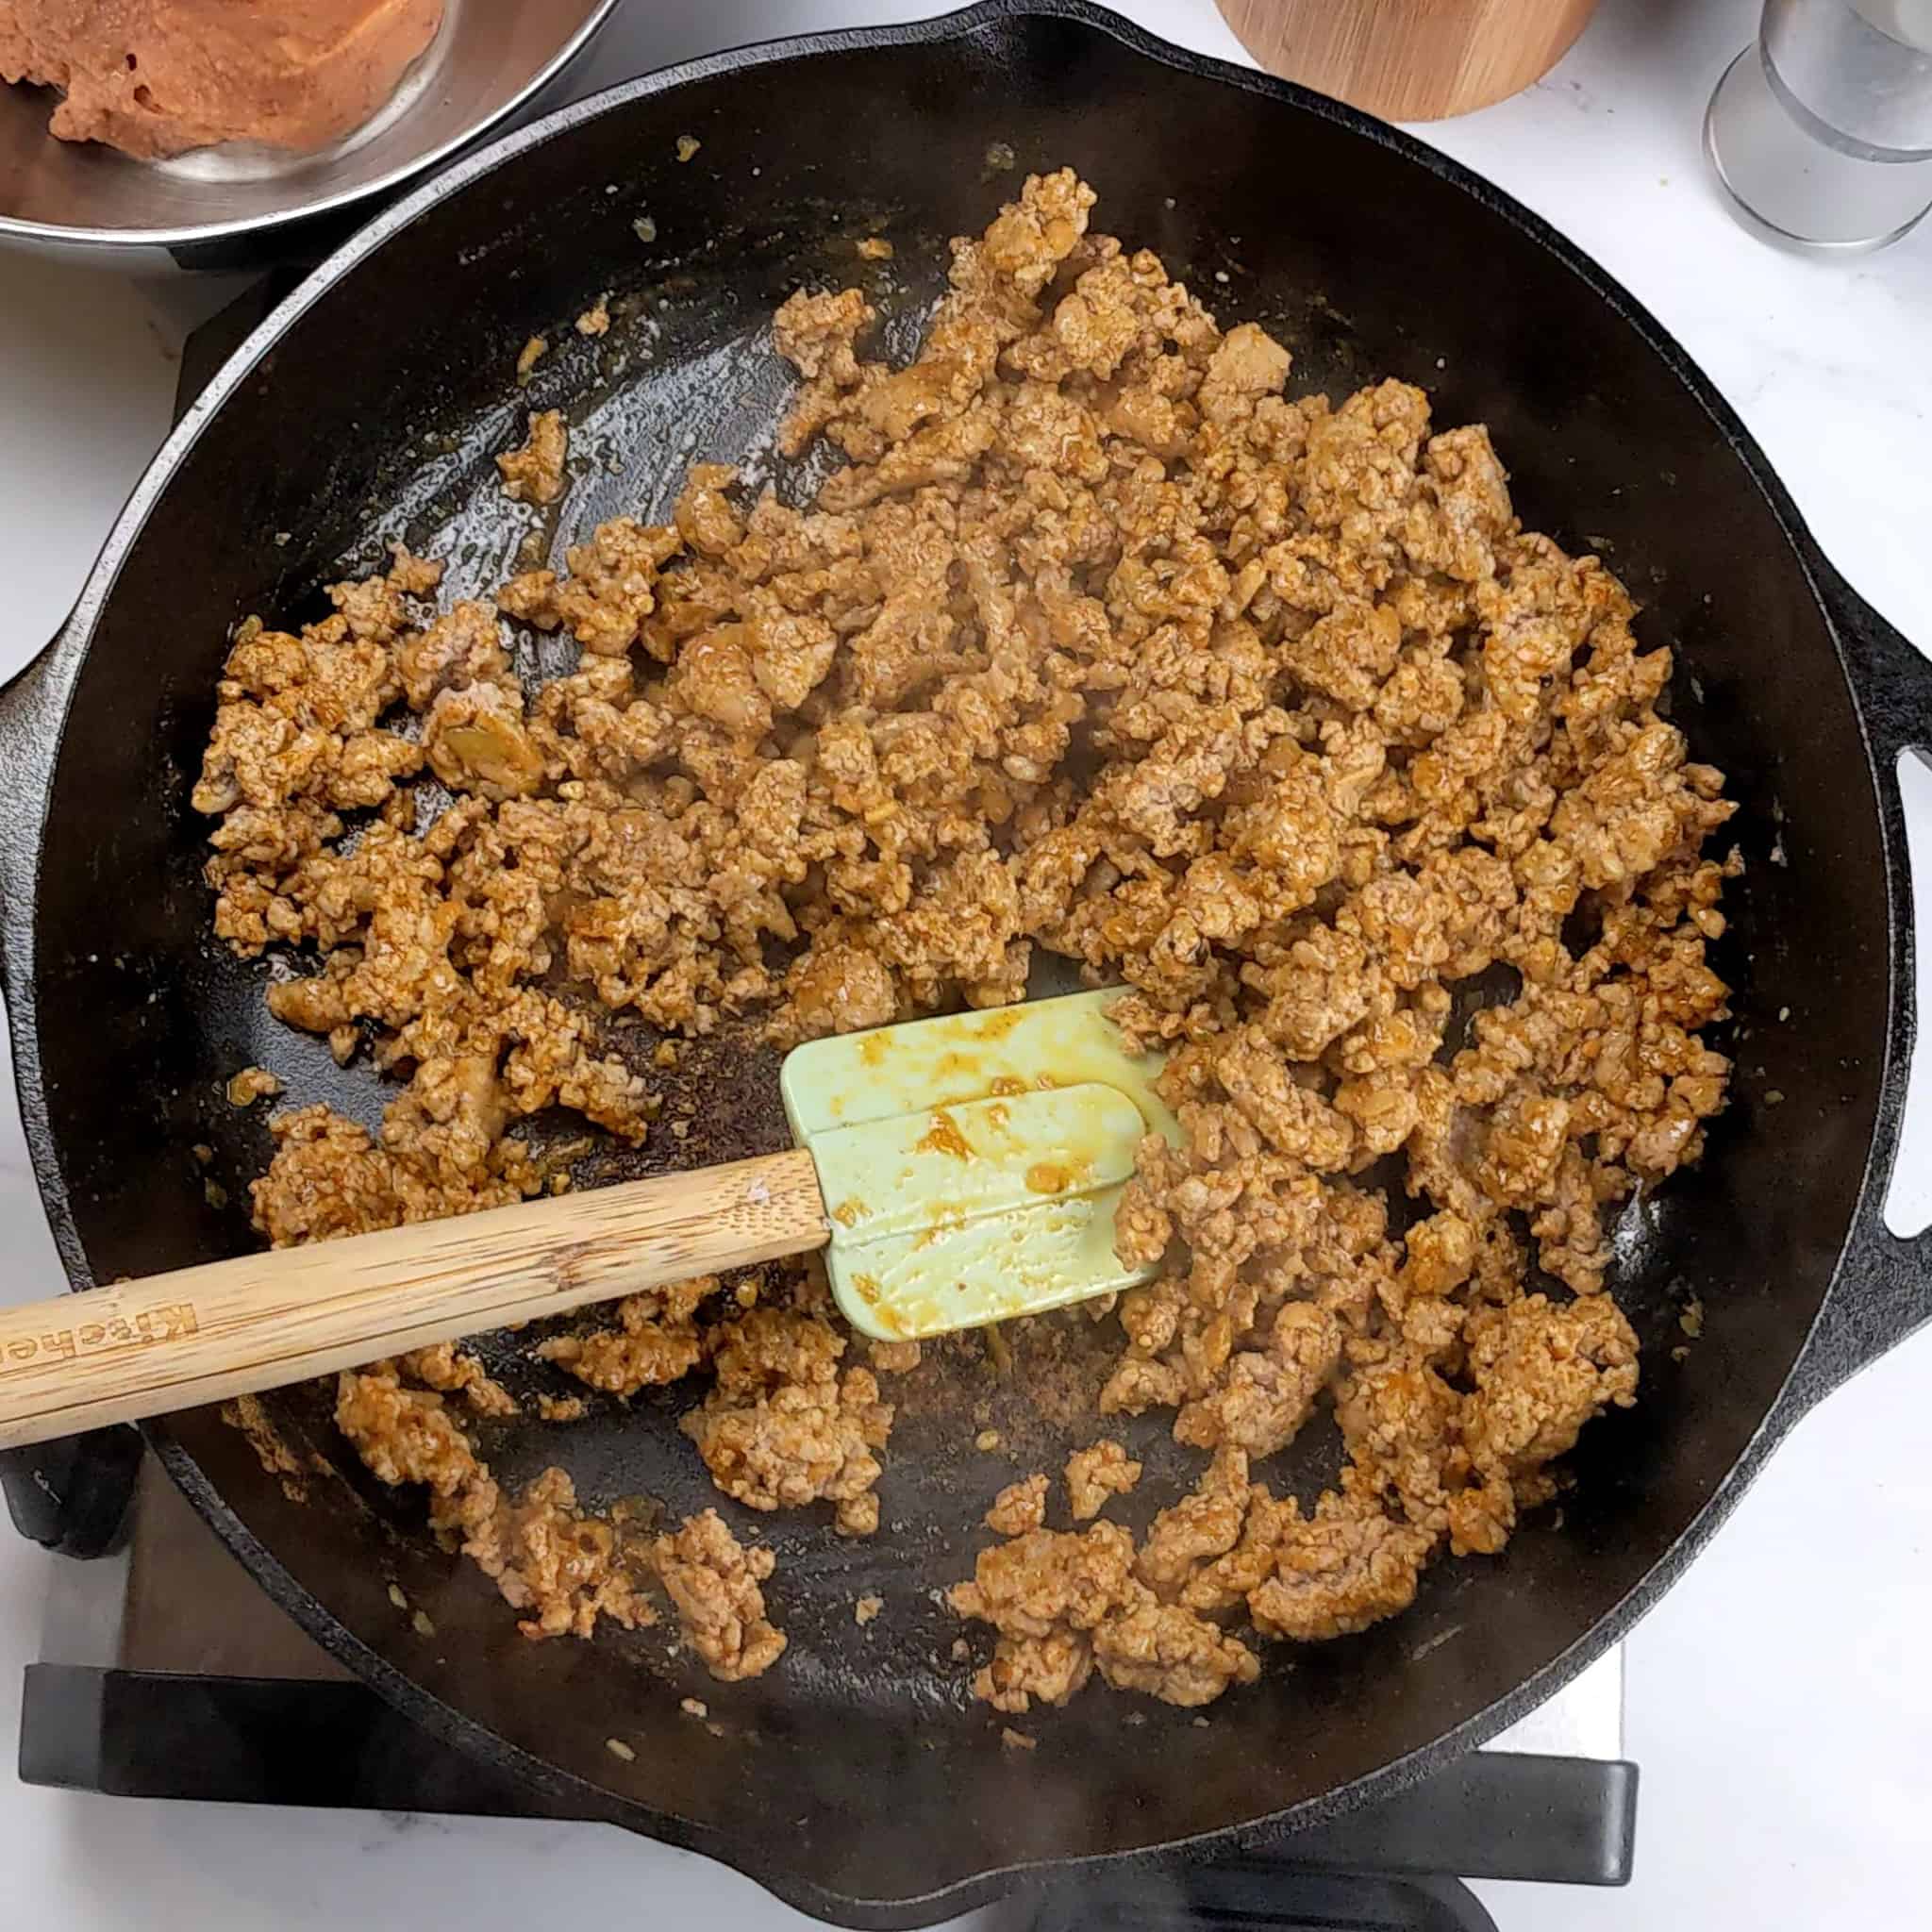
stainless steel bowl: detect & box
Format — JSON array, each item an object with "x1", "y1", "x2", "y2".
[{"x1": 0, "y1": 0, "x2": 621, "y2": 272}]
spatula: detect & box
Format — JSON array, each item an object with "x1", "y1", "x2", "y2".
[{"x1": 0, "y1": 990, "x2": 1174, "y2": 1452}]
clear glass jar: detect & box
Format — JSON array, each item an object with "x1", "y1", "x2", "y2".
[{"x1": 1706, "y1": 0, "x2": 1932, "y2": 250}]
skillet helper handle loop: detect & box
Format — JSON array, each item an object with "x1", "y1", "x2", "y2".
[
  {"x1": 0, "y1": 608, "x2": 85, "y2": 1060},
  {"x1": 1827, "y1": 564, "x2": 1932, "y2": 772},
  {"x1": 1791, "y1": 553, "x2": 1932, "y2": 1408},
  {"x1": 0, "y1": 619, "x2": 141, "y2": 1552},
  {"x1": 0, "y1": 1147, "x2": 827, "y2": 1453},
  {"x1": 0, "y1": 620, "x2": 75, "y2": 882},
  {"x1": 1, "y1": 1428, "x2": 142, "y2": 1558}
]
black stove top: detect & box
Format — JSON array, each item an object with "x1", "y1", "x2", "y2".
[
  {"x1": 3, "y1": 285, "x2": 1640, "y2": 1932},
  {"x1": 15, "y1": 1454, "x2": 1634, "y2": 1932}
]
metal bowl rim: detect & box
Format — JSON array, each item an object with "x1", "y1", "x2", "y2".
[{"x1": 0, "y1": 0, "x2": 622, "y2": 253}]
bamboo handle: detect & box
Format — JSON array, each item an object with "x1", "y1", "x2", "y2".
[{"x1": 0, "y1": 1148, "x2": 827, "y2": 1451}]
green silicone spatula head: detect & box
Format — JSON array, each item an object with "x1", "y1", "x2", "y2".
[{"x1": 779, "y1": 990, "x2": 1177, "y2": 1341}]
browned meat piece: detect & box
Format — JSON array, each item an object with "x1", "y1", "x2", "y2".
[
  {"x1": 1245, "y1": 1491, "x2": 1438, "y2": 1642},
  {"x1": 549, "y1": 517, "x2": 684, "y2": 657},
  {"x1": 225, "y1": 1066, "x2": 282, "y2": 1107},
  {"x1": 986, "y1": 1474, "x2": 1050, "y2": 1536},
  {"x1": 1400, "y1": 1211, "x2": 1479, "y2": 1297},
  {"x1": 1138, "y1": 1445, "x2": 1251, "y2": 1598},
  {"x1": 494, "y1": 569, "x2": 564, "y2": 631},
  {"x1": 192, "y1": 573, "x2": 429, "y2": 939},
  {"x1": 953, "y1": 1501, "x2": 1261, "y2": 1710},
  {"x1": 974, "y1": 1627, "x2": 1095, "y2": 1714},
  {"x1": 250, "y1": 1105, "x2": 530, "y2": 1245},
  {"x1": 1335, "y1": 1340, "x2": 1464, "y2": 1531},
  {"x1": 497, "y1": 409, "x2": 569, "y2": 506},
  {"x1": 681, "y1": 1308, "x2": 893, "y2": 1534},
  {"x1": 774, "y1": 285, "x2": 874, "y2": 379},
  {"x1": 335, "y1": 1363, "x2": 647, "y2": 1641},
  {"x1": 394, "y1": 598, "x2": 509, "y2": 708},
  {"x1": 1463, "y1": 1293, "x2": 1639, "y2": 1474},
  {"x1": 423, "y1": 684, "x2": 545, "y2": 800},
  {"x1": 334, "y1": 1362, "x2": 478, "y2": 1496},
  {"x1": 653, "y1": 1509, "x2": 787, "y2": 1681},
  {"x1": 1174, "y1": 1302, "x2": 1342, "y2": 1457},
  {"x1": 675, "y1": 463, "x2": 744, "y2": 557},
  {"x1": 950, "y1": 1522, "x2": 1140, "y2": 1644},
  {"x1": 467, "y1": 1467, "x2": 653, "y2": 1641},
  {"x1": 1091, "y1": 1591, "x2": 1260, "y2": 1707},
  {"x1": 397, "y1": 1341, "x2": 517, "y2": 1419},
  {"x1": 1178, "y1": 1484, "x2": 1293, "y2": 1616},
  {"x1": 948, "y1": 1522, "x2": 1138, "y2": 1713},
  {"x1": 835, "y1": 1493, "x2": 881, "y2": 1538},
  {"x1": 1064, "y1": 1441, "x2": 1141, "y2": 1521},
  {"x1": 534, "y1": 1276, "x2": 722, "y2": 1397},
  {"x1": 1450, "y1": 1292, "x2": 1640, "y2": 1555}
]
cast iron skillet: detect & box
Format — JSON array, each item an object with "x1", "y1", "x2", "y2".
[{"x1": 3, "y1": 2, "x2": 1930, "y2": 1922}]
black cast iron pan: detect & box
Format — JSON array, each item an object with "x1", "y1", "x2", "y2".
[{"x1": 3, "y1": 2, "x2": 1930, "y2": 1922}]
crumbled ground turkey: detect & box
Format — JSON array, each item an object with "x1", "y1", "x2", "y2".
[{"x1": 205, "y1": 169, "x2": 1734, "y2": 1711}]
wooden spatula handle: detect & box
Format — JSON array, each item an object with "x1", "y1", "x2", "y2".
[{"x1": 0, "y1": 1148, "x2": 826, "y2": 1452}]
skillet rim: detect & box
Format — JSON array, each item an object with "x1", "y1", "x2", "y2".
[{"x1": 1, "y1": 1, "x2": 1920, "y2": 1919}]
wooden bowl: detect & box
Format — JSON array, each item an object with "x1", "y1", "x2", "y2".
[{"x1": 1215, "y1": 0, "x2": 1601, "y2": 120}]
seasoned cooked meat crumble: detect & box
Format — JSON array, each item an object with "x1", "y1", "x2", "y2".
[
  {"x1": 198, "y1": 170, "x2": 1736, "y2": 1708},
  {"x1": 497, "y1": 408, "x2": 569, "y2": 507},
  {"x1": 1065, "y1": 1440, "x2": 1141, "y2": 1520}
]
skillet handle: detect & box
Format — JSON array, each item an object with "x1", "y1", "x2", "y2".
[{"x1": 1784, "y1": 555, "x2": 1932, "y2": 1411}]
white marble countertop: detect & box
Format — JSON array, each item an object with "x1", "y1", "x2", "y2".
[{"x1": 2, "y1": 1, "x2": 1930, "y2": 1927}]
